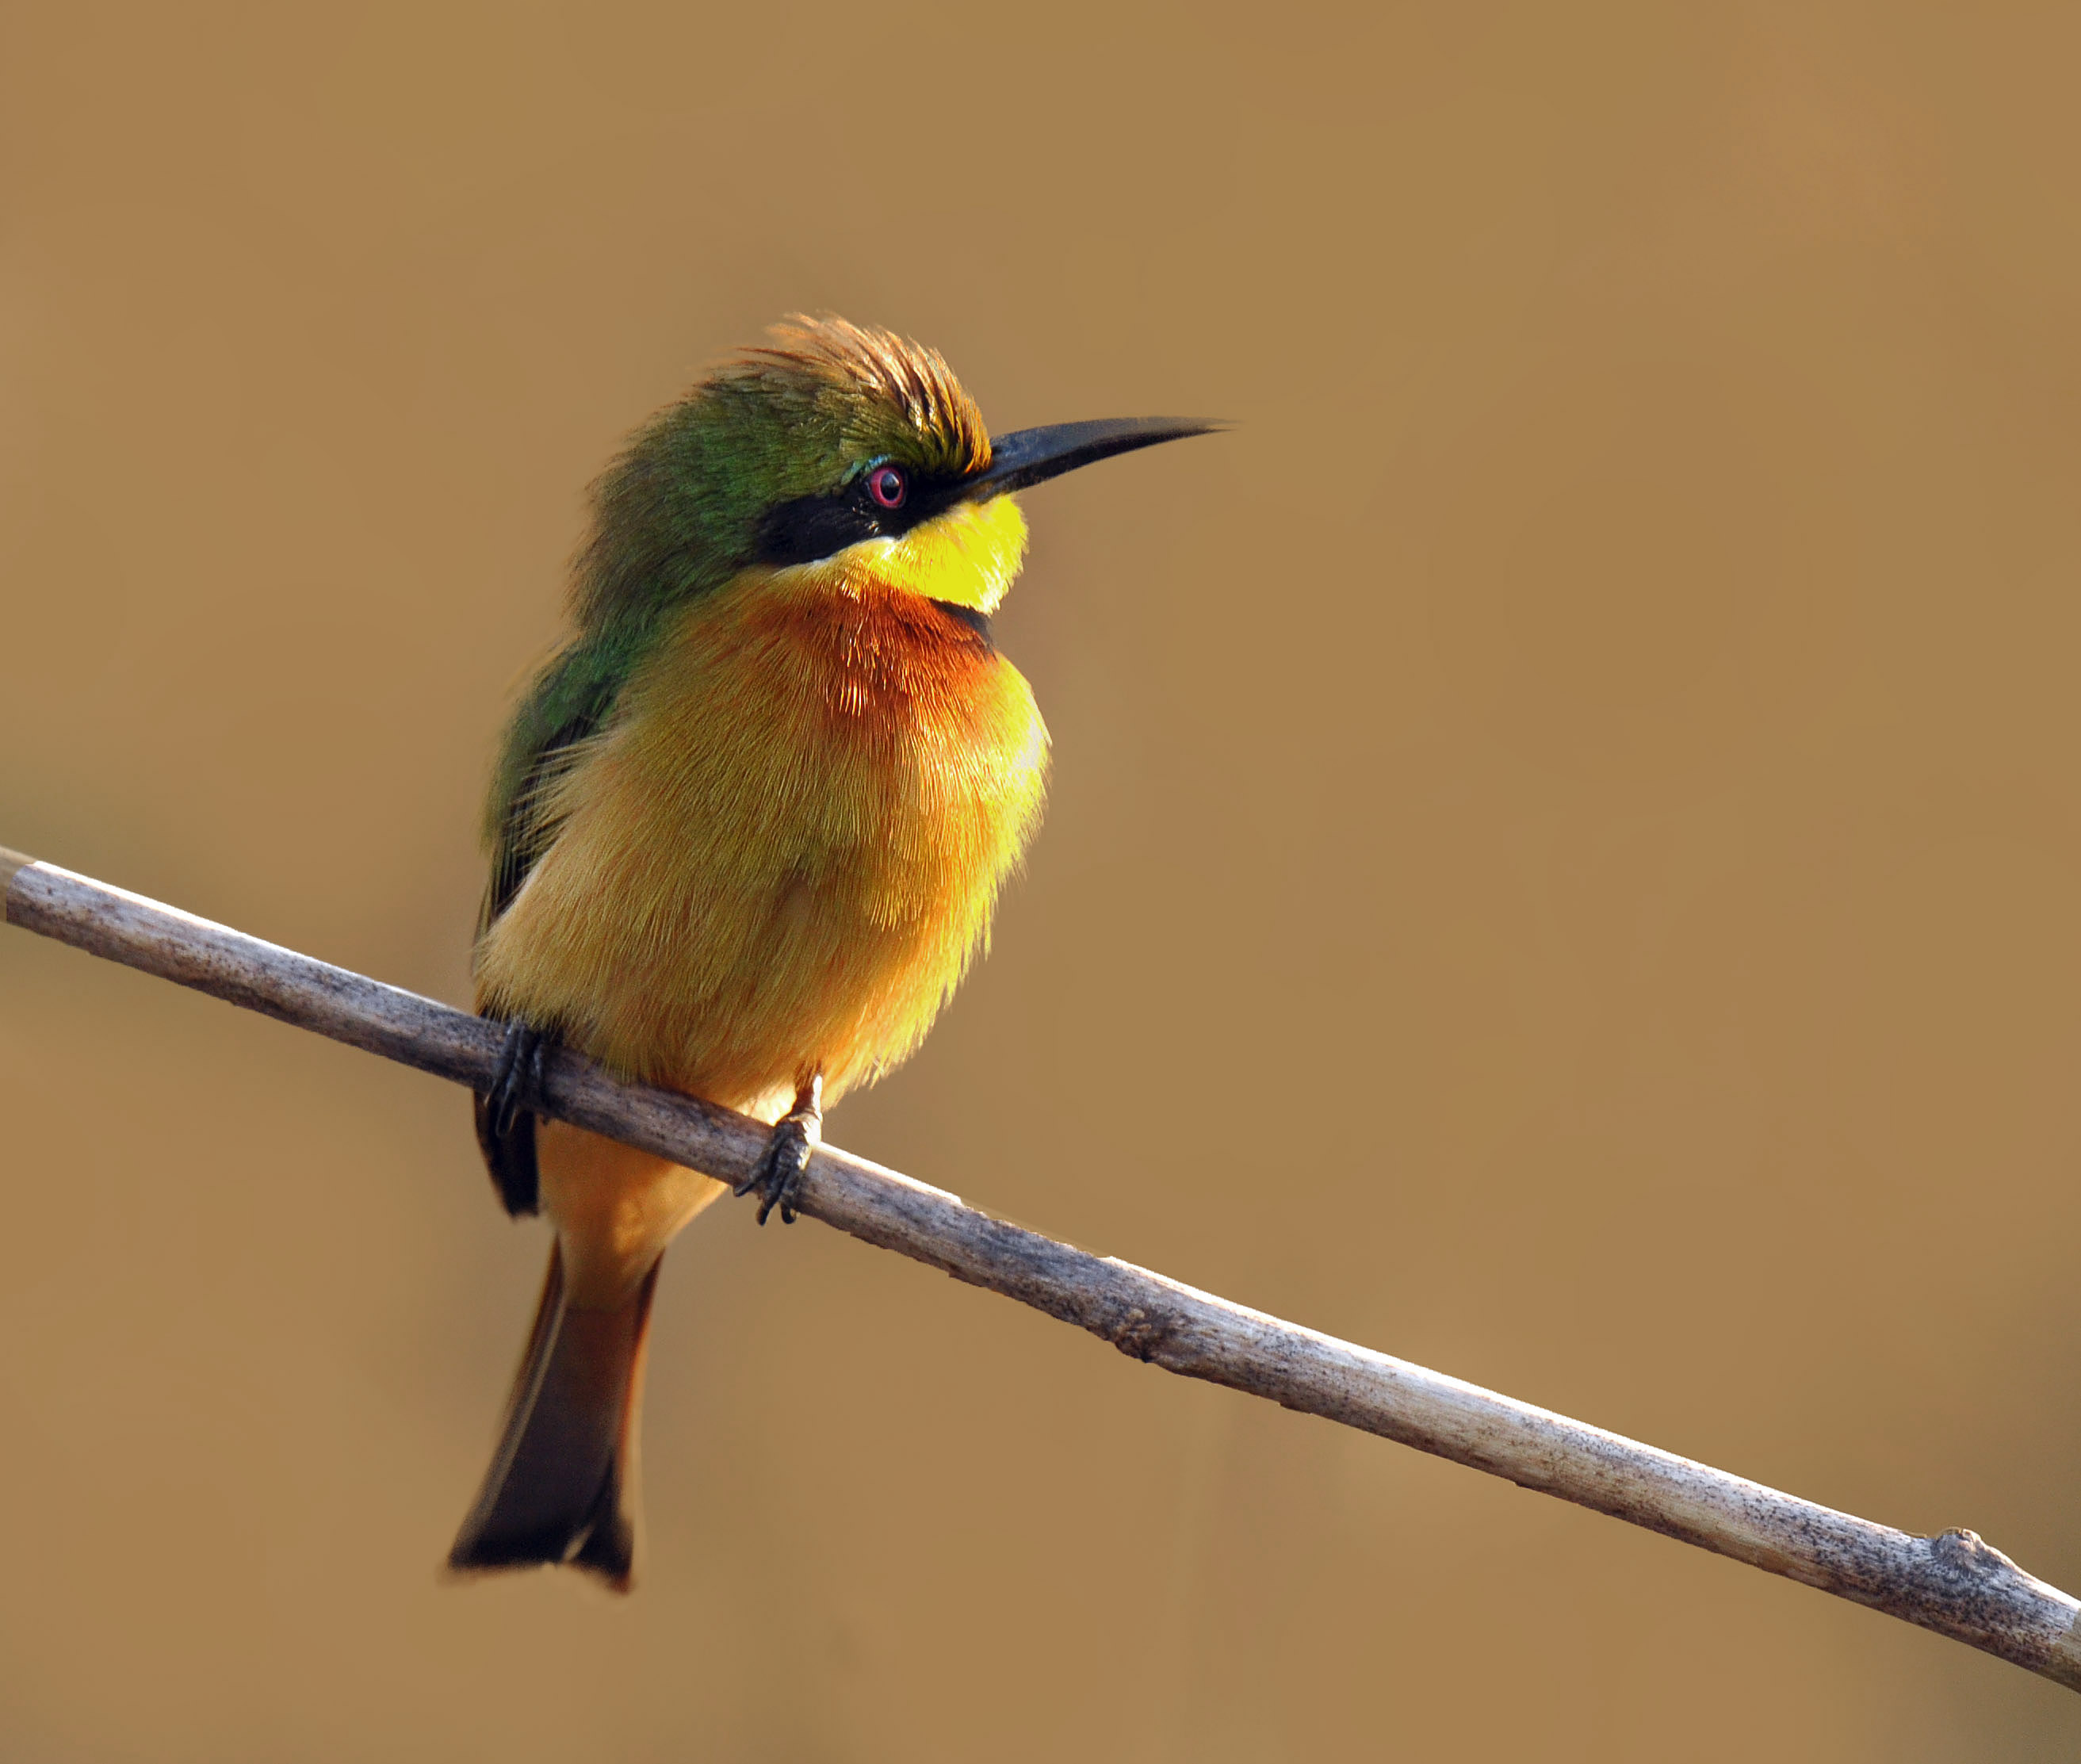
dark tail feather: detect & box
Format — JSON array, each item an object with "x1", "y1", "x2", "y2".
[{"x1": 447, "y1": 1243, "x2": 661, "y2": 1590}]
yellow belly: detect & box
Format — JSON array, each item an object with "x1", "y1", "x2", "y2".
[{"x1": 474, "y1": 564, "x2": 1049, "y2": 1128}]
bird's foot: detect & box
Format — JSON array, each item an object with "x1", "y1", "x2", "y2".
[
  {"x1": 736, "y1": 1076, "x2": 823, "y2": 1226},
  {"x1": 486, "y1": 1019, "x2": 557, "y2": 1136}
]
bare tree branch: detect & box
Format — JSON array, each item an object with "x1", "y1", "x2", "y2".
[{"x1": 5, "y1": 843, "x2": 2078, "y2": 1689}]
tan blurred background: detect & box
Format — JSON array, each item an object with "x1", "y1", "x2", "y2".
[{"x1": 2, "y1": 1, "x2": 2079, "y2": 1756}]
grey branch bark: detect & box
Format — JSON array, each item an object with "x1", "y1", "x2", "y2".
[{"x1": 5, "y1": 843, "x2": 2079, "y2": 1691}]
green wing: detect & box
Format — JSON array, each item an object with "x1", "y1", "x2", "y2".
[
  {"x1": 473, "y1": 633, "x2": 641, "y2": 1217},
  {"x1": 479, "y1": 633, "x2": 637, "y2": 937}
]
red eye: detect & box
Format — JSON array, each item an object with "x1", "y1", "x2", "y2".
[{"x1": 866, "y1": 465, "x2": 908, "y2": 510}]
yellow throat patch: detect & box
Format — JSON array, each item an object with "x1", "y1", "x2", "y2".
[{"x1": 805, "y1": 492, "x2": 1029, "y2": 613}]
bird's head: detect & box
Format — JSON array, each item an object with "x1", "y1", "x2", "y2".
[{"x1": 573, "y1": 315, "x2": 1216, "y2": 629}]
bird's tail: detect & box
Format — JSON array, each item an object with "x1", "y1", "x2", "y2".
[{"x1": 447, "y1": 1242, "x2": 660, "y2": 1590}]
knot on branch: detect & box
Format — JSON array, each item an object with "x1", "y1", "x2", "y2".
[
  {"x1": 1104, "y1": 1303, "x2": 1184, "y2": 1363},
  {"x1": 1930, "y1": 1527, "x2": 2024, "y2": 1581}
]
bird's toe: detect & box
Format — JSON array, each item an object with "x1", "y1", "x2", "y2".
[
  {"x1": 486, "y1": 1020, "x2": 556, "y2": 1135},
  {"x1": 738, "y1": 1082, "x2": 824, "y2": 1226}
]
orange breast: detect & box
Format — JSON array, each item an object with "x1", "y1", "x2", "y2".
[{"x1": 473, "y1": 565, "x2": 1050, "y2": 1127}]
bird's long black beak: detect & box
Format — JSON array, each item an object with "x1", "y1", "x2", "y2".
[{"x1": 961, "y1": 416, "x2": 1224, "y2": 499}]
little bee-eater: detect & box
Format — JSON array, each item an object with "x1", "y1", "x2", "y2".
[{"x1": 449, "y1": 316, "x2": 1215, "y2": 1586}]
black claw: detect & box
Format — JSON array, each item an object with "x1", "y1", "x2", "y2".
[
  {"x1": 488, "y1": 1022, "x2": 521, "y2": 1135},
  {"x1": 736, "y1": 1080, "x2": 823, "y2": 1226},
  {"x1": 486, "y1": 1020, "x2": 555, "y2": 1135},
  {"x1": 528, "y1": 1028, "x2": 553, "y2": 1106},
  {"x1": 759, "y1": 1122, "x2": 813, "y2": 1226}
]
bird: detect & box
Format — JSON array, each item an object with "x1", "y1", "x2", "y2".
[{"x1": 447, "y1": 314, "x2": 1216, "y2": 1589}]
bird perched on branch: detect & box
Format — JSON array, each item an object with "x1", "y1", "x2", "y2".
[{"x1": 450, "y1": 315, "x2": 1215, "y2": 1587}]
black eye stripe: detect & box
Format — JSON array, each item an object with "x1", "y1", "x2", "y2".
[{"x1": 754, "y1": 469, "x2": 971, "y2": 568}]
